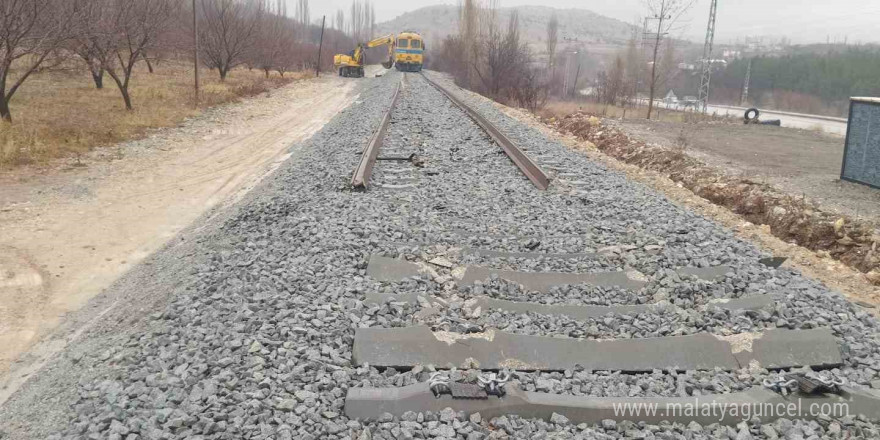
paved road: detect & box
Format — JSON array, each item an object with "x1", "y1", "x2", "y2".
[{"x1": 705, "y1": 104, "x2": 848, "y2": 136}]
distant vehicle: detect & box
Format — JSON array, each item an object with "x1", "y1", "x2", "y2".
[{"x1": 394, "y1": 32, "x2": 425, "y2": 72}]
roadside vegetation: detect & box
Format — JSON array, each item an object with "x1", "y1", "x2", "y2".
[
  {"x1": 711, "y1": 47, "x2": 880, "y2": 118},
  {"x1": 0, "y1": 0, "x2": 380, "y2": 168},
  {"x1": 0, "y1": 63, "x2": 302, "y2": 167},
  {"x1": 430, "y1": 0, "x2": 549, "y2": 111},
  {"x1": 543, "y1": 109, "x2": 880, "y2": 286}
]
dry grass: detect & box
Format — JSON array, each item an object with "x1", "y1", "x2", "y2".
[
  {"x1": 0, "y1": 60, "x2": 306, "y2": 168},
  {"x1": 541, "y1": 100, "x2": 732, "y2": 125}
]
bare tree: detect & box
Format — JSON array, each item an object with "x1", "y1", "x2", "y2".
[
  {"x1": 254, "y1": 2, "x2": 297, "y2": 77},
  {"x1": 0, "y1": 0, "x2": 77, "y2": 122},
  {"x1": 199, "y1": 0, "x2": 265, "y2": 81},
  {"x1": 623, "y1": 33, "x2": 642, "y2": 106},
  {"x1": 71, "y1": 38, "x2": 106, "y2": 89},
  {"x1": 78, "y1": 0, "x2": 179, "y2": 111},
  {"x1": 458, "y1": 0, "x2": 479, "y2": 89},
  {"x1": 546, "y1": 13, "x2": 558, "y2": 70},
  {"x1": 295, "y1": 0, "x2": 310, "y2": 41},
  {"x1": 644, "y1": 0, "x2": 693, "y2": 119},
  {"x1": 369, "y1": 2, "x2": 376, "y2": 39},
  {"x1": 349, "y1": 0, "x2": 368, "y2": 43},
  {"x1": 597, "y1": 56, "x2": 625, "y2": 105},
  {"x1": 335, "y1": 9, "x2": 345, "y2": 32},
  {"x1": 474, "y1": 9, "x2": 521, "y2": 98},
  {"x1": 655, "y1": 38, "x2": 679, "y2": 99}
]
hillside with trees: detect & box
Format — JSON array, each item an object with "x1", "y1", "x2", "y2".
[{"x1": 710, "y1": 46, "x2": 880, "y2": 117}]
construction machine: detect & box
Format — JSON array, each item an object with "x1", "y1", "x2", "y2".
[{"x1": 334, "y1": 34, "x2": 395, "y2": 78}]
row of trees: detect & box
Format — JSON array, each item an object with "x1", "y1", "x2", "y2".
[
  {"x1": 429, "y1": 0, "x2": 691, "y2": 115},
  {"x1": 0, "y1": 0, "x2": 372, "y2": 123},
  {"x1": 431, "y1": 0, "x2": 547, "y2": 110},
  {"x1": 713, "y1": 47, "x2": 880, "y2": 116},
  {"x1": 595, "y1": 35, "x2": 679, "y2": 109}
]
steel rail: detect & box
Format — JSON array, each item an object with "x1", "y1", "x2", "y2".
[
  {"x1": 420, "y1": 73, "x2": 551, "y2": 190},
  {"x1": 351, "y1": 78, "x2": 403, "y2": 190}
]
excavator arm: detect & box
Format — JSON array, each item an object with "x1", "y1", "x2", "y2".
[{"x1": 366, "y1": 34, "x2": 396, "y2": 69}]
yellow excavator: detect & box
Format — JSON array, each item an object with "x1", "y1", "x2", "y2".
[{"x1": 334, "y1": 34, "x2": 395, "y2": 78}]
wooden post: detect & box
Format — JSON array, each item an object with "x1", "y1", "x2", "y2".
[
  {"x1": 316, "y1": 16, "x2": 326, "y2": 77},
  {"x1": 193, "y1": 0, "x2": 200, "y2": 106}
]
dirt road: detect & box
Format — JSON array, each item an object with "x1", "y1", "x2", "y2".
[
  {"x1": 0, "y1": 73, "x2": 360, "y2": 401},
  {"x1": 616, "y1": 119, "x2": 880, "y2": 222},
  {"x1": 706, "y1": 104, "x2": 848, "y2": 136}
]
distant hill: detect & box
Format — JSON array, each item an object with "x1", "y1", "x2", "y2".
[{"x1": 375, "y1": 4, "x2": 635, "y2": 54}]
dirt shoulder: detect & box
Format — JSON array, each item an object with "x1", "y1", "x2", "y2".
[
  {"x1": 490, "y1": 105, "x2": 880, "y2": 312},
  {"x1": 0, "y1": 73, "x2": 360, "y2": 402},
  {"x1": 615, "y1": 119, "x2": 880, "y2": 222}
]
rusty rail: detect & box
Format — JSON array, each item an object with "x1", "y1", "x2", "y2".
[
  {"x1": 351, "y1": 79, "x2": 403, "y2": 190},
  {"x1": 420, "y1": 73, "x2": 551, "y2": 190}
]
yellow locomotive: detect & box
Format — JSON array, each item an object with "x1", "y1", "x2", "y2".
[{"x1": 394, "y1": 32, "x2": 425, "y2": 72}]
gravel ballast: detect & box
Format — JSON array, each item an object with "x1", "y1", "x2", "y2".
[{"x1": 1, "y1": 71, "x2": 879, "y2": 439}]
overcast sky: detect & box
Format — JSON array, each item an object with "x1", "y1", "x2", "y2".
[{"x1": 298, "y1": 0, "x2": 880, "y2": 45}]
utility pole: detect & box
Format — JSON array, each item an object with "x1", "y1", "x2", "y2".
[
  {"x1": 646, "y1": 14, "x2": 668, "y2": 120},
  {"x1": 630, "y1": 18, "x2": 649, "y2": 107},
  {"x1": 698, "y1": 0, "x2": 718, "y2": 113},
  {"x1": 562, "y1": 53, "x2": 572, "y2": 98},
  {"x1": 316, "y1": 16, "x2": 326, "y2": 77},
  {"x1": 740, "y1": 57, "x2": 752, "y2": 107},
  {"x1": 193, "y1": 0, "x2": 200, "y2": 106}
]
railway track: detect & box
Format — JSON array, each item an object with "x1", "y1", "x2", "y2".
[
  {"x1": 11, "y1": 69, "x2": 880, "y2": 439},
  {"x1": 340, "y1": 71, "x2": 880, "y2": 430},
  {"x1": 352, "y1": 72, "x2": 551, "y2": 190}
]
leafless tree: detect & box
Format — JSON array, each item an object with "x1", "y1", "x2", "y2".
[
  {"x1": 458, "y1": 0, "x2": 479, "y2": 89},
  {"x1": 335, "y1": 9, "x2": 345, "y2": 31},
  {"x1": 597, "y1": 56, "x2": 625, "y2": 105},
  {"x1": 655, "y1": 38, "x2": 679, "y2": 97},
  {"x1": 623, "y1": 33, "x2": 643, "y2": 106},
  {"x1": 295, "y1": 0, "x2": 310, "y2": 41},
  {"x1": 369, "y1": 2, "x2": 376, "y2": 39},
  {"x1": 199, "y1": 0, "x2": 265, "y2": 81},
  {"x1": 644, "y1": 0, "x2": 693, "y2": 119},
  {"x1": 349, "y1": 0, "x2": 368, "y2": 42},
  {"x1": 254, "y1": 2, "x2": 294, "y2": 77},
  {"x1": 78, "y1": 0, "x2": 180, "y2": 111},
  {"x1": 546, "y1": 13, "x2": 558, "y2": 70},
  {"x1": 71, "y1": 37, "x2": 106, "y2": 89},
  {"x1": 0, "y1": 0, "x2": 78, "y2": 122},
  {"x1": 474, "y1": 10, "x2": 522, "y2": 98}
]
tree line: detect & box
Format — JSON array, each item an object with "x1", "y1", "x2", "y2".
[
  {"x1": 430, "y1": 0, "x2": 547, "y2": 111},
  {"x1": 0, "y1": 0, "x2": 379, "y2": 123},
  {"x1": 712, "y1": 46, "x2": 880, "y2": 116}
]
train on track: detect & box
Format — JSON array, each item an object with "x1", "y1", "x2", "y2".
[{"x1": 393, "y1": 31, "x2": 425, "y2": 72}]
